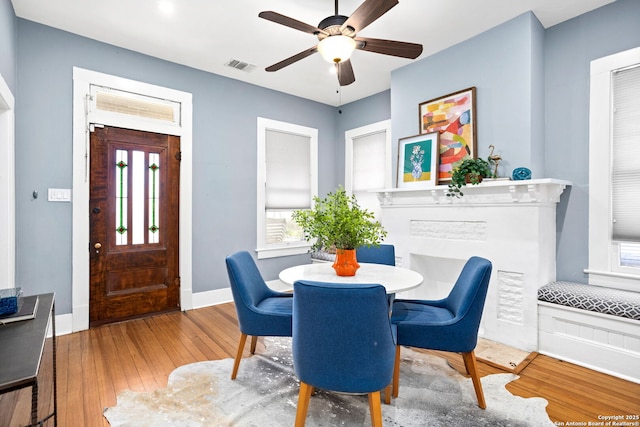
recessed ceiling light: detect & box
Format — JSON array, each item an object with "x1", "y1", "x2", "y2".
[{"x1": 158, "y1": 1, "x2": 174, "y2": 15}]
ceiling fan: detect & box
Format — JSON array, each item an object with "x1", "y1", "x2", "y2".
[{"x1": 259, "y1": 0, "x2": 423, "y2": 86}]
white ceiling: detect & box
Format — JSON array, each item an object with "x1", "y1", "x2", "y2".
[{"x1": 11, "y1": 0, "x2": 614, "y2": 106}]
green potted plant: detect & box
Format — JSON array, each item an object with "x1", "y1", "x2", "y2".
[
  {"x1": 292, "y1": 186, "x2": 387, "y2": 276},
  {"x1": 446, "y1": 157, "x2": 492, "y2": 198}
]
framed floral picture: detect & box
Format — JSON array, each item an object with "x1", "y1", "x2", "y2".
[
  {"x1": 418, "y1": 87, "x2": 477, "y2": 182},
  {"x1": 396, "y1": 132, "x2": 439, "y2": 189}
]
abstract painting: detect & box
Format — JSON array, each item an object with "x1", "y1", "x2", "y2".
[{"x1": 419, "y1": 87, "x2": 477, "y2": 182}]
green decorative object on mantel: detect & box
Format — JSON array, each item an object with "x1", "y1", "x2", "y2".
[{"x1": 446, "y1": 157, "x2": 492, "y2": 198}]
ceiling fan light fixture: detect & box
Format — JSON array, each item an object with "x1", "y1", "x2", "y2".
[{"x1": 318, "y1": 35, "x2": 356, "y2": 64}]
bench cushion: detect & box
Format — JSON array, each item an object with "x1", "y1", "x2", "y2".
[{"x1": 538, "y1": 281, "x2": 640, "y2": 320}]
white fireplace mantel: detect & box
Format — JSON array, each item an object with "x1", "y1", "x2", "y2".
[
  {"x1": 376, "y1": 178, "x2": 571, "y2": 207},
  {"x1": 377, "y1": 178, "x2": 572, "y2": 352}
]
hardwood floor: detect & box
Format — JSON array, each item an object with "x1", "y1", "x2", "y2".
[{"x1": 1, "y1": 302, "x2": 638, "y2": 426}]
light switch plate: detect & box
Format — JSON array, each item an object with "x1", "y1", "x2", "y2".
[{"x1": 48, "y1": 188, "x2": 71, "y2": 202}]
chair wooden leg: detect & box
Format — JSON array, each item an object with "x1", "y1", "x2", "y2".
[
  {"x1": 295, "y1": 381, "x2": 314, "y2": 427},
  {"x1": 462, "y1": 351, "x2": 486, "y2": 409},
  {"x1": 383, "y1": 384, "x2": 391, "y2": 405},
  {"x1": 231, "y1": 333, "x2": 248, "y2": 380},
  {"x1": 368, "y1": 391, "x2": 383, "y2": 427},
  {"x1": 250, "y1": 335, "x2": 258, "y2": 354},
  {"x1": 392, "y1": 345, "x2": 401, "y2": 398}
]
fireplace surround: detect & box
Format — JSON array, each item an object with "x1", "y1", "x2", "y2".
[{"x1": 377, "y1": 178, "x2": 571, "y2": 352}]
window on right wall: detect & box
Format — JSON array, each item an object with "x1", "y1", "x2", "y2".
[{"x1": 587, "y1": 46, "x2": 640, "y2": 291}]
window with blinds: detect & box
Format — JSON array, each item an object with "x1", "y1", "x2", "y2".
[
  {"x1": 611, "y1": 65, "x2": 640, "y2": 243},
  {"x1": 345, "y1": 120, "x2": 392, "y2": 220},
  {"x1": 588, "y1": 46, "x2": 640, "y2": 288},
  {"x1": 265, "y1": 129, "x2": 310, "y2": 244},
  {"x1": 256, "y1": 118, "x2": 318, "y2": 258},
  {"x1": 352, "y1": 131, "x2": 387, "y2": 218},
  {"x1": 91, "y1": 85, "x2": 180, "y2": 126}
]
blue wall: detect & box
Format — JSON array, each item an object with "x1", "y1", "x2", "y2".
[
  {"x1": 7, "y1": 0, "x2": 640, "y2": 315},
  {"x1": 15, "y1": 20, "x2": 337, "y2": 313},
  {"x1": 544, "y1": 0, "x2": 640, "y2": 282},
  {"x1": 391, "y1": 12, "x2": 545, "y2": 176},
  {"x1": 335, "y1": 90, "x2": 391, "y2": 181},
  {"x1": 389, "y1": 0, "x2": 640, "y2": 284},
  {"x1": 0, "y1": 0, "x2": 17, "y2": 92}
]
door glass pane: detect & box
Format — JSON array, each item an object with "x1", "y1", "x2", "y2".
[
  {"x1": 148, "y1": 153, "x2": 160, "y2": 244},
  {"x1": 132, "y1": 151, "x2": 145, "y2": 245},
  {"x1": 115, "y1": 150, "x2": 128, "y2": 245}
]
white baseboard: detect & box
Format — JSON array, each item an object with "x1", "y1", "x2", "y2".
[
  {"x1": 53, "y1": 282, "x2": 288, "y2": 337},
  {"x1": 50, "y1": 312, "x2": 73, "y2": 337},
  {"x1": 191, "y1": 287, "x2": 234, "y2": 309},
  {"x1": 190, "y1": 280, "x2": 290, "y2": 308},
  {"x1": 538, "y1": 301, "x2": 640, "y2": 384}
]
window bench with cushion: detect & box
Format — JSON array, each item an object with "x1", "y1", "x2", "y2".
[{"x1": 537, "y1": 281, "x2": 640, "y2": 384}]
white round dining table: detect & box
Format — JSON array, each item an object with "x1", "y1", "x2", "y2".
[{"x1": 279, "y1": 262, "x2": 423, "y2": 294}]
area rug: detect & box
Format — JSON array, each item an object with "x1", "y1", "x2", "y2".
[{"x1": 104, "y1": 338, "x2": 554, "y2": 427}]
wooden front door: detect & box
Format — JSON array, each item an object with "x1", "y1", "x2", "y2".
[{"x1": 89, "y1": 126, "x2": 180, "y2": 326}]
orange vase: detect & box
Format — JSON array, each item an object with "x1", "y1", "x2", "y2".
[{"x1": 332, "y1": 249, "x2": 360, "y2": 276}]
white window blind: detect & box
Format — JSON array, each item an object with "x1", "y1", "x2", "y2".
[
  {"x1": 91, "y1": 85, "x2": 180, "y2": 125},
  {"x1": 352, "y1": 131, "x2": 386, "y2": 216},
  {"x1": 257, "y1": 117, "x2": 317, "y2": 258},
  {"x1": 265, "y1": 130, "x2": 311, "y2": 210},
  {"x1": 612, "y1": 65, "x2": 640, "y2": 241}
]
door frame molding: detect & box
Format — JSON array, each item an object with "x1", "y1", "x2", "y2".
[
  {"x1": 0, "y1": 73, "x2": 15, "y2": 291},
  {"x1": 73, "y1": 67, "x2": 193, "y2": 332}
]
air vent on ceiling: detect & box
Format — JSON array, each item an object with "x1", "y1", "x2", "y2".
[{"x1": 225, "y1": 59, "x2": 256, "y2": 73}]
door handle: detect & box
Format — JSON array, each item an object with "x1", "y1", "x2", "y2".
[{"x1": 94, "y1": 242, "x2": 102, "y2": 253}]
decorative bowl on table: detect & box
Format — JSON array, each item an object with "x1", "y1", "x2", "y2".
[{"x1": 0, "y1": 287, "x2": 23, "y2": 316}]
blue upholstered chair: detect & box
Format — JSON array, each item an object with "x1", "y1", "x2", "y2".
[
  {"x1": 390, "y1": 256, "x2": 492, "y2": 409},
  {"x1": 225, "y1": 251, "x2": 293, "y2": 379},
  {"x1": 292, "y1": 280, "x2": 396, "y2": 427},
  {"x1": 356, "y1": 244, "x2": 396, "y2": 266}
]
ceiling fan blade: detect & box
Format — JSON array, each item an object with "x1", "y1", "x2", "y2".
[
  {"x1": 265, "y1": 46, "x2": 319, "y2": 72},
  {"x1": 259, "y1": 11, "x2": 328, "y2": 36},
  {"x1": 336, "y1": 60, "x2": 355, "y2": 86},
  {"x1": 340, "y1": 0, "x2": 398, "y2": 34},
  {"x1": 355, "y1": 37, "x2": 423, "y2": 59}
]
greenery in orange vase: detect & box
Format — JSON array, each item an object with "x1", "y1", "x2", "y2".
[{"x1": 292, "y1": 186, "x2": 387, "y2": 251}]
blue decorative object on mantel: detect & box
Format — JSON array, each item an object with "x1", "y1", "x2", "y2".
[{"x1": 512, "y1": 167, "x2": 532, "y2": 181}]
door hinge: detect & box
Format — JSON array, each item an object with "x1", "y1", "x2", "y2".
[
  {"x1": 175, "y1": 151, "x2": 182, "y2": 162},
  {"x1": 175, "y1": 276, "x2": 181, "y2": 308},
  {"x1": 89, "y1": 123, "x2": 105, "y2": 133}
]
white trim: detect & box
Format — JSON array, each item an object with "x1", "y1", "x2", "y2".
[
  {"x1": 72, "y1": 67, "x2": 193, "y2": 331},
  {"x1": 588, "y1": 47, "x2": 640, "y2": 290},
  {"x1": 538, "y1": 301, "x2": 640, "y2": 384},
  {"x1": 0, "y1": 74, "x2": 15, "y2": 290},
  {"x1": 53, "y1": 279, "x2": 290, "y2": 337},
  {"x1": 256, "y1": 117, "x2": 317, "y2": 259},
  {"x1": 191, "y1": 279, "x2": 290, "y2": 309},
  {"x1": 344, "y1": 119, "x2": 392, "y2": 195}
]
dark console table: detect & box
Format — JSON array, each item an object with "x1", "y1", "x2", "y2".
[{"x1": 0, "y1": 293, "x2": 57, "y2": 426}]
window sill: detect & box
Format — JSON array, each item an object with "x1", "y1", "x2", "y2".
[
  {"x1": 583, "y1": 269, "x2": 640, "y2": 292},
  {"x1": 256, "y1": 243, "x2": 310, "y2": 259}
]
